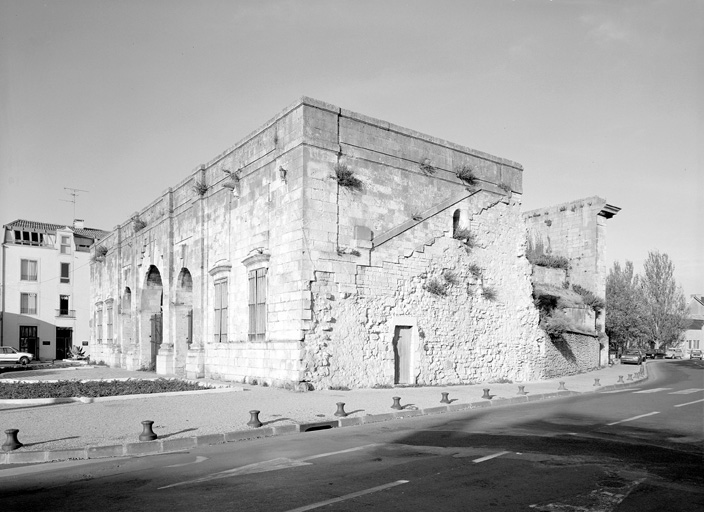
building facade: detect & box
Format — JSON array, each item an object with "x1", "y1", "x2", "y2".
[
  {"x1": 683, "y1": 295, "x2": 704, "y2": 352},
  {"x1": 89, "y1": 97, "x2": 615, "y2": 388},
  {"x1": 1, "y1": 219, "x2": 107, "y2": 360}
]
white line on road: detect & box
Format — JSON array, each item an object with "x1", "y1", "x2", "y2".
[
  {"x1": 473, "y1": 451, "x2": 510, "y2": 463},
  {"x1": 668, "y1": 389, "x2": 704, "y2": 395},
  {"x1": 633, "y1": 388, "x2": 672, "y2": 394},
  {"x1": 284, "y1": 480, "x2": 409, "y2": 512},
  {"x1": 0, "y1": 457, "x2": 112, "y2": 478},
  {"x1": 299, "y1": 443, "x2": 381, "y2": 462},
  {"x1": 166, "y1": 456, "x2": 208, "y2": 468},
  {"x1": 606, "y1": 412, "x2": 660, "y2": 426},
  {"x1": 158, "y1": 457, "x2": 311, "y2": 489},
  {"x1": 601, "y1": 388, "x2": 641, "y2": 394},
  {"x1": 674, "y1": 398, "x2": 704, "y2": 408}
]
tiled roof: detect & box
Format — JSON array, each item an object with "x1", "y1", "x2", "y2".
[{"x1": 4, "y1": 219, "x2": 109, "y2": 240}]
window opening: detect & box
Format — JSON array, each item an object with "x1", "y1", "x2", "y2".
[
  {"x1": 60, "y1": 263, "x2": 70, "y2": 283},
  {"x1": 21, "y1": 259, "x2": 38, "y2": 281},
  {"x1": 213, "y1": 279, "x2": 228, "y2": 342},
  {"x1": 20, "y1": 293, "x2": 37, "y2": 315},
  {"x1": 248, "y1": 268, "x2": 267, "y2": 341}
]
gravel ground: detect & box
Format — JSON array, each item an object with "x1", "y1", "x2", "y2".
[{"x1": 0, "y1": 362, "x2": 649, "y2": 453}]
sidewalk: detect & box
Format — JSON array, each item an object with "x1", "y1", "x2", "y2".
[{"x1": 0, "y1": 362, "x2": 651, "y2": 464}]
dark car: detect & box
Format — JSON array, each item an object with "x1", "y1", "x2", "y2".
[
  {"x1": 621, "y1": 350, "x2": 644, "y2": 365},
  {"x1": 691, "y1": 349, "x2": 703, "y2": 360},
  {"x1": 645, "y1": 349, "x2": 665, "y2": 359}
]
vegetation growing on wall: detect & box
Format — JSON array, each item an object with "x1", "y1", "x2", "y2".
[
  {"x1": 455, "y1": 164, "x2": 477, "y2": 186},
  {"x1": 419, "y1": 158, "x2": 435, "y2": 175},
  {"x1": 193, "y1": 179, "x2": 208, "y2": 196},
  {"x1": 571, "y1": 284, "x2": 604, "y2": 315},
  {"x1": 424, "y1": 277, "x2": 447, "y2": 296},
  {"x1": 332, "y1": 163, "x2": 363, "y2": 190},
  {"x1": 133, "y1": 216, "x2": 147, "y2": 232},
  {"x1": 453, "y1": 227, "x2": 475, "y2": 249},
  {"x1": 526, "y1": 238, "x2": 569, "y2": 270}
]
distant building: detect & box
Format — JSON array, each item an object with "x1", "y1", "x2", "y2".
[
  {"x1": 0, "y1": 219, "x2": 108, "y2": 360},
  {"x1": 683, "y1": 295, "x2": 704, "y2": 352}
]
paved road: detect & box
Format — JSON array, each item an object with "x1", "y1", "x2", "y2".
[{"x1": 1, "y1": 360, "x2": 702, "y2": 511}]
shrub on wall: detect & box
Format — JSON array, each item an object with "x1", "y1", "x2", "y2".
[
  {"x1": 193, "y1": 179, "x2": 208, "y2": 196},
  {"x1": 424, "y1": 278, "x2": 447, "y2": 296},
  {"x1": 453, "y1": 228, "x2": 475, "y2": 248},
  {"x1": 571, "y1": 284, "x2": 604, "y2": 315},
  {"x1": 455, "y1": 164, "x2": 477, "y2": 186},
  {"x1": 332, "y1": 163, "x2": 363, "y2": 191},
  {"x1": 527, "y1": 238, "x2": 569, "y2": 270}
]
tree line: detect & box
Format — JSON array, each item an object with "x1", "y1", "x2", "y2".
[{"x1": 606, "y1": 251, "x2": 687, "y2": 352}]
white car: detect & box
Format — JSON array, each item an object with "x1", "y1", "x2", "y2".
[{"x1": 0, "y1": 346, "x2": 34, "y2": 366}]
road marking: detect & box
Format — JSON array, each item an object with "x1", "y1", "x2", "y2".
[
  {"x1": 0, "y1": 458, "x2": 111, "y2": 478},
  {"x1": 601, "y1": 388, "x2": 641, "y2": 394},
  {"x1": 299, "y1": 443, "x2": 381, "y2": 462},
  {"x1": 668, "y1": 388, "x2": 704, "y2": 395},
  {"x1": 284, "y1": 480, "x2": 409, "y2": 511},
  {"x1": 158, "y1": 457, "x2": 311, "y2": 489},
  {"x1": 166, "y1": 456, "x2": 208, "y2": 468},
  {"x1": 473, "y1": 451, "x2": 510, "y2": 463},
  {"x1": 633, "y1": 388, "x2": 672, "y2": 394},
  {"x1": 606, "y1": 412, "x2": 660, "y2": 426},
  {"x1": 674, "y1": 398, "x2": 704, "y2": 408}
]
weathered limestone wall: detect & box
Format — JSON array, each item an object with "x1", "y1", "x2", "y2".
[{"x1": 541, "y1": 332, "x2": 600, "y2": 379}]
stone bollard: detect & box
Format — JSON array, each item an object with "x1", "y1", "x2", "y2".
[
  {"x1": 391, "y1": 396, "x2": 403, "y2": 410},
  {"x1": 440, "y1": 392, "x2": 450, "y2": 404},
  {"x1": 334, "y1": 402, "x2": 348, "y2": 417},
  {"x1": 482, "y1": 388, "x2": 491, "y2": 399},
  {"x1": 139, "y1": 420, "x2": 158, "y2": 442},
  {"x1": 2, "y1": 429, "x2": 23, "y2": 452},
  {"x1": 558, "y1": 381, "x2": 567, "y2": 391},
  {"x1": 627, "y1": 374, "x2": 633, "y2": 381},
  {"x1": 517, "y1": 385, "x2": 527, "y2": 395},
  {"x1": 247, "y1": 410, "x2": 263, "y2": 428},
  {"x1": 618, "y1": 375, "x2": 624, "y2": 383},
  {"x1": 593, "y1": 378, "x2": 601, "y2": 387}
]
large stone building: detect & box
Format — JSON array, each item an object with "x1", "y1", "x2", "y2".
[
  {"x1": 1, "y1": 219, "x2": 108, "y2": 360},
  {"x1": 89, "y1": 97, "x2": 617, "y2": 388}
]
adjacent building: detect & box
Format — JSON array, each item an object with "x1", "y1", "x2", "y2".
[
  {"x1": 1, "y1": 219, "x2": 108, "y2": 360},
  {"x1": 89, "y1": 97, "x2": 619, "y2": 388},
  {"x1": 683, "y1": 295, "x2": 704, "y2": 352}
]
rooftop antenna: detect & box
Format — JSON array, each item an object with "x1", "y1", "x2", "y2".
[{"x1": 61, "y1": 187, "x2": 89, "y2": 221}]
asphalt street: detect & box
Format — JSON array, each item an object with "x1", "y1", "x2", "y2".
[{"x1": 1, "y1": 359, "x2": 702, "y2": 512}]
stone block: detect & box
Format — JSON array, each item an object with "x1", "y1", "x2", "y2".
[
  {"x1": 125, "y1": 441, "x2": 162, "y2": 456},
  {"x1": 195, "y1": 434, "x2": 226, "y2": 446},
  {"x1": 160, "y1": 437, "x2": 197, "y2": 452},
  {"x1": 6, "y1": 450, "x2": 48, "y2": 464},
  {"x1": 46, "y1": 448, "x2": 87, "y2": 462},
  {"x1": 87, "y1": 444, "x2": 125, "y2": 459}
]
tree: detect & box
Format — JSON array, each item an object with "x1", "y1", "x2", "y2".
[
  {"x1": 606, "y1": 261, "x2": 648, "y2": 352},
  {"x1": 640, "y1": 251, "x2": 687, "y2": 348}
]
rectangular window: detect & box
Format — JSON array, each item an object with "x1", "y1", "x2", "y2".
[
  {"x1": 106, "y1": 304, "x2": 113, "y2": 342},
  {"x1": 20, "y1": 293, "x2": 38, "y2": 314},
  {"x1": 213, "y1": 280, "x2": 228, "y2": 342},
  {"x1": 60, "y1": 236, "x2": 71, "y2": 254},
  {"x1": 60, "y1": 263, "x2": 70, "y2": 283},
  {"x1": 248, "y1": 268, "x2": 267, "y2": 341},
  {"x1": 21, "y1": 259, "x2": 38, "y2": 281},
  {"x1": 59, "y1": 295, "x2": 70, "y2": 316},
  {"x1": 97, "y1": 309, "x2": 103, "y2": 343}
]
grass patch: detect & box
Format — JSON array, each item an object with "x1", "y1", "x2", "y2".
[
  {"x1": 455, "y1": 164, "x2": 477, "y2": 186},
  {"x1": 0, "y1": 378, "x2": 210, "y2": 399},
  {"x1": 424, "y1": 278, "x2": 447, "y2": 296}
]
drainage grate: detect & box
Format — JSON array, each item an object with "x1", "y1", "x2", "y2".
[{"x1": 300, "y1": 421, "x2": 339, "y2": 432}]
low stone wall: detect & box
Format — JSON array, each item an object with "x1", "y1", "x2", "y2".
[{"x1": 541, "y1": 332, "x2": 600, "y2": 379}]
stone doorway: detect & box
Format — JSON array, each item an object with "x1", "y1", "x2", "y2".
[{"x1": 392, "y1": 325, "x2": 412, "y2": 385}]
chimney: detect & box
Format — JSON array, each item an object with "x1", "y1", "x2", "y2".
[{"x1": 73, "y1": 219, "x2": 85, "y2": 229}]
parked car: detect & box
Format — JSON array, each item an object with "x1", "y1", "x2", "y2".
[
  {"x1": 691, "y1": 349, "x2": 703, "y2": 360},
  {"x1": 645, "y1": 349, "x2": 665, "y2": 359},
  {"x1": 621, "y1": 350, "x2": 645, "y2": 365},
  {"x1": 0, "y1": 346, "x2": 34, "y2": 366},
  {"x1": 665, "y1": 348, "x2": 683, "y2": 359}
]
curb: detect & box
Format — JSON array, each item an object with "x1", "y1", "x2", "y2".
[{"x1": 1, "y1": 368, "x2": 649, "y2": 465}]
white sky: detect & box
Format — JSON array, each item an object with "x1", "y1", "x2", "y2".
[{"x1": 1, "y1": 0, "x2": 701, "y2": 296}]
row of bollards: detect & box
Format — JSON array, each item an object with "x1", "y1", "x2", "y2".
[{"x1": 2, "y1": 373, "x2": 646, "y2": 452}]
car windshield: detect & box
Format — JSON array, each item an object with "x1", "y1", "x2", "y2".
[{"x1": 624, "y1": 351, "x2": 639, "y2": 355}]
